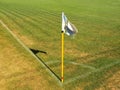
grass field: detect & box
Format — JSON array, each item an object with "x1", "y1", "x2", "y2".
[{"x1": 0, "y1": 0, "x2": 120, "y2": 90}]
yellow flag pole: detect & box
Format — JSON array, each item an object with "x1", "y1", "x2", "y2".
[{"x1": 61, "y1": 31, "x2": 64, "y2": 83}]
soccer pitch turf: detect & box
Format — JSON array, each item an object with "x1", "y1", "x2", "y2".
[{"x1": 0, "y1": 0, "x2": 120, "y2": 89}]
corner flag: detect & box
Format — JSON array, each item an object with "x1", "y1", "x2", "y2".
[
  {"x1": 62, "y1": 12, "x2": 78, "y2": 36},
  {"x1": 61, "y1": 12, "x2": 78, "y2": 83}
]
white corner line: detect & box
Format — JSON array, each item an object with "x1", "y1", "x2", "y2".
[{"x1": 64, "y1": 60, "x2": 120, "y2": 84}]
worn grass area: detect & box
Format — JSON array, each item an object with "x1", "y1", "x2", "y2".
[
  {"x1": 0, "y1": 25, "x2": 62, "y2": 90},
  {"x1": 0, "y1": 0, "x2": 120, "y2": 90}
]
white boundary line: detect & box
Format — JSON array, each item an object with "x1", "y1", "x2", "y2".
[
  {"x1": 0, "y1": 20, "x2": 62, "y2": 85},
  {"x1": 46, "y1": 60, "x2": 96, "y2": 70},
  {"x1": 46, "y1": 60, "x2": 60, "y2": 65},
  {"x1": 69, "y1": 62, "x2": 96, "y2": 70}
]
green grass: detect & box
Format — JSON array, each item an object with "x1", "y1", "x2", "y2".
[{"x1": 0, "y1": 0, "x2": 120, "y2": 90}]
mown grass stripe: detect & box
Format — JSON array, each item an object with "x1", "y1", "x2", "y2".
[
  {"x1": 1, "y1": 6, "x2": 60, "y2": 27},
  {"x1": 0, "y1": 7, "x2": 59, "y2": 37},
  {"x1": 13, "y1": 8, "x2": 60, "y2": 24},
  {"x1": 10, "y1": 7, "x2": 59, "y2": 26},
  {"x1": 0, "y1": 9, "x2": 24, "y2": 31},
  {"x1": 0, "y1": 8, "x2": 48, "y2": 35}
]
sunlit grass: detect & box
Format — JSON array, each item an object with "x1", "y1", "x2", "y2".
[{"x1": 0, "y1": 0, "x2": 120, "y2": 89}]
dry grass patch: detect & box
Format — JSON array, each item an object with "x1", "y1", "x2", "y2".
[
  {"x1": 0, "y1": 26, "x2": 49, "y2": 89},
  {"x1": 0, "y1": 24, "x2": 63, "y2": 90},
  {"x1": 105, "y1": 71, "x2": 120, "y2": 89},
  {"x1": 20, "y1": 35, "x2": 34, "y2": 46}
]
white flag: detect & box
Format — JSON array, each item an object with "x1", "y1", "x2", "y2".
[{"x1": 62, "y1": 12, "x2": 78, "y2": 36}]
